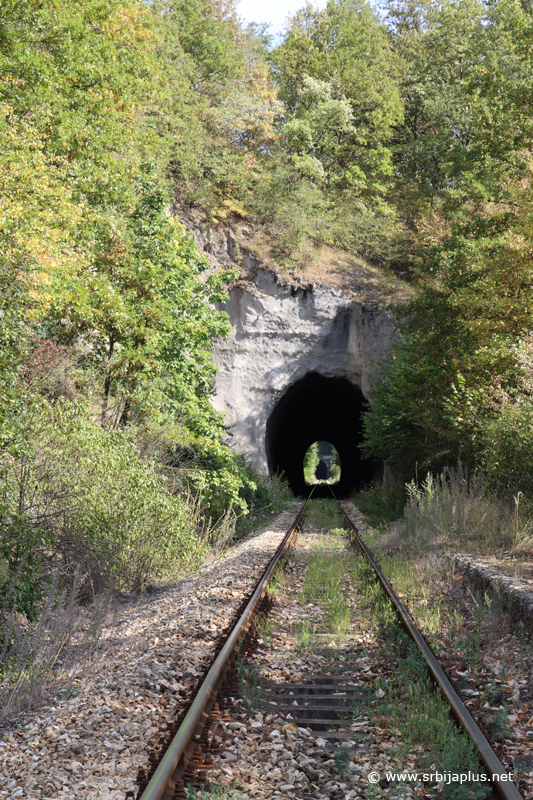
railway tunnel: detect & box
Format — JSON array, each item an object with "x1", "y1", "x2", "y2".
[
  {"x1": 210, "y1": 268, "x2": 393, "y2": 493},
  {"x1": 266, "y1": 372, "x2": 378, "y2": 498}
]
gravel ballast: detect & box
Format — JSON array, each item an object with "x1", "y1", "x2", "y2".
[
  {"x1": 0, "y1": 506, "x2": 301, "y2": 800},
  {"x1": 201, "y1": 522, "x2": 429, "y2": 800}
]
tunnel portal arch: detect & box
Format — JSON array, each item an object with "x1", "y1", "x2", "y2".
[{"x1": 266, "y1": 372, "x2": 378, "y2": 498}]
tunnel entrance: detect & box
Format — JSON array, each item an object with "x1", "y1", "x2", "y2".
[{"x1": 266, "y1": 373, "x2": 379, "y2": 498}]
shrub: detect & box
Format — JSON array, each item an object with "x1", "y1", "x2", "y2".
[
  {"x1": 482, "y1": 398, "x2": 533, "y2": 498},
  {"x1": 0, "y1": 566, "x2": 110, "y2": 720},
  {"x1": 0, "y1": 516, "x2": 56, "y2": 622},
  {"x1": 351, "y1": 483, "x2": 405, "y2": 528},
  {"x1": 0, "y1": 400, "x2": 205, "y2": 603},
  {"x1": 234, "y1": 466, "x2": 294, "y2": 539}
]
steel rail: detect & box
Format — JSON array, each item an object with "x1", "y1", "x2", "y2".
[
  {"x1": 139, "y1": 497, "x2": 311, "y2": 800},
  {"x1": 335, "y1": 496, "x2": 522, "y2": 800}
]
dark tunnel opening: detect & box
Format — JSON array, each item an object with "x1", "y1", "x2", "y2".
[{"x1": 266, "y1": 372, "x2": 381, "y2": 498}]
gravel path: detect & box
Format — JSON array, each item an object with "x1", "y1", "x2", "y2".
[{"x1": 0, "y1": 505, "x2": 301, "y2": 800}]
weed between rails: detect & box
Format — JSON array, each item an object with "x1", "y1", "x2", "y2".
[
  {"x1": 187, "y1": 777, "x2": 243, "y2": 800},
  {"x1": 295, "y1": 617, "x2": 318, "y2": 654},
  {"x1": 334, "y1": 743, "x2": 353, "y2": 779},
  {"x1": 258, "y1": 505, "x2": 491, "y2": 798},
  {"x1": 297, "y1": 534, "x2": 353, "y2": 645},
  {"x1": 353, "y1": 479, "x2": 533, "y2": 778},
  {"x1": 298, "y1": 515, "x2": 490, "y2": 799},
  {"x1": 236, "y1": 655, "x2": 263, "y2": 710},
  {"x1": 301, "y1": 498, "x2": 346, "y2": 531}
]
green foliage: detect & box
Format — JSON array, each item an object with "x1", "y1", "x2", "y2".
[
  {"x1": 489, "y1": 708, "x2": 509, "y2": 744},
  {"x1": 274, "y1": 0, "x2": 402, "y2": 141},
  {"x1": 384, "y1": 0, "x2": 490, "y2": 198},
  {"x1": 299, "y1": 539, "x2": 352, "y2": 642},
  {"x1": 1, "y1": 401, "x2": 206, "y2": 595},
  {"x1": 334, "y1": 744, "x2": 352, "y2": 779},
  {"x1": 0, "y1": 0, "x2": 148, "y2": 454},
  {"x1": 255, "y1": 0, "x2": 405, "y2": 264},
  {"x1": 363, "y1": 181, "x2": 533, "y2": 476},
  {"x1": 147, "y1": 0, "x2": 277, "y2": 220},
  {"x1": 363, "y1": 0, "x2": 533, "y2": 489},
  {"x1": 351, "y1": 484, "x2": 405, "y2": 528},
  {"x1": 234, "y1": 467, "x2": 294, "y2": 539},
  {"x1": 481, "y1": 397, "x2": 533, "y2": 497},
  {"x1": 6, "y1": 0, "x2": 533, "y2": 625},
  {"x1": 302, "y1": 498, "x2": 346, "y2": 530},
  {"x1": 330, "y1": 448, "x2": 341, "y2": 484},
  {"x1": 350, "y1": 570, "x2": 490, "y2": 800},
  {"x1": 187, "y1": 776, "x2": 243, "y2": 800},
  {"x1": 303, "y1": 441, "x2": 341, "y2": 484},
  {"x1": 0, "y1": 515, "x2": 55, "y2": 623},
  {"x1": 303, "y1": 442, "x2": 319, "y2": 484},
  {"x1": 0, "y1": 104, "x2": 82, "y2": 455},
  {"x1": 0, "y1": 0, "x2": 260, "y2": 549},
  {"x1": 236, "y1": 654, "x2": 263, "y2": 710},
  {"x1": 382, "y1": 464, "x2": 515, "y2": 554},
  {"x1": 40, "y1": 166, "x2": 236, "y2": 433}
]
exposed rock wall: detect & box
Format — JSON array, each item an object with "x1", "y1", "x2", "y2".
[
  {"x1": 212, "y1": 270, "x2": 393, "y2": 473},
  {"x1": 181, "y1": 214, "x2": 394, "y2": 474}
]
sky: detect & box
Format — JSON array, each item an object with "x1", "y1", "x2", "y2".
[{"x1": 237, "y1": 0, "x2": 327, "y2": 38}]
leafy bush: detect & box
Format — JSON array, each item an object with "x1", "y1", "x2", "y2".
[
  {"x1": 0, "y1": 516, "x2": 55, "y2": 622},
  {"x1": 0, "y1": 401, "x2": 205, "y2": 603},
  {"x1": 351, "y1": 483, "x2": 405, "y2": 528},
  {"x1": 482, "y1": 398, "x2": 533, "y2": 497},
  {"x1": 0, "y1": 566, "x2": 110, "y2": 720},
  {"x1": 234, "y1": 466, "x2": 294, "y2": 540}
]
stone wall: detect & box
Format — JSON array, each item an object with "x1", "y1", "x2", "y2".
[{"x1": 450, "y1": 553, "x2": 533, "y2": 635}]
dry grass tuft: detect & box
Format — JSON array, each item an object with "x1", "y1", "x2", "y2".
[
  {"x1": 389, "y1": 465, "x2": 516, "y2": 554},
  {"x1": 0, "y1": 566, "x2": 112, "y2": 724}
]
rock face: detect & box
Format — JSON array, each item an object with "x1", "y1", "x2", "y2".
[
  {"x1": 212, "y1": 269, "x2": 393, "y2": 475},
  {"x1": 180, "y1": 214, "x2": 394, "y2": 483}
]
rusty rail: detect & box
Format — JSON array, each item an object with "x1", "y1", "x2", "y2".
[
  {"x1": 336, "y1": 497, "x2": 522, "y2": 800},
  {"x1": 137, "y1": 498, "x2": 310, "y2": 800}
]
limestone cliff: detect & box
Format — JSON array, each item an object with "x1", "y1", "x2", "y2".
[{"x1": 183, "y1": 216, "x2": 395, "y2": 483}]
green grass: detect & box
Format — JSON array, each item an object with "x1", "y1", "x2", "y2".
[
  {"x1": 298, "y1": 535, "x2": 353, "y2": 643},
  {"x1": 255, "y1": 617, "x2": 274, "y2": 646},
  {"x1": 236, "y1": 655, "x2": 263, "y2": 710},
  {"x1": 348, "y1": 558, "x2": 491, "y2": 800},
  {"x1": 351, "y1": 483, "x2": 405, "y2": 528},
  {"x1": 375, "y1": 552, "x2": 445, "y2": 637},
  {"x1": 295, "y1": 618, "x2": 318, "y2": 654},
  {"x1": 267, "y1": 550, "x2": 291, "y2": 596},
  {"x1": 234, "y1": 473, "x2": 295, "y2": 540},
  {"x1": 187, "y1": 777, "x2": 243, "y2": 799},
  {"x1": 302, "y1": 498, "x2": 346, "y2": 530},
  {"x1": 334, "y1": 743, "x2": 353, "y2": 779}
]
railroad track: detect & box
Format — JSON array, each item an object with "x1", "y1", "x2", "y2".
[{"x1": 131, "y1": 496, "x2": 522, "y2": 800}]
